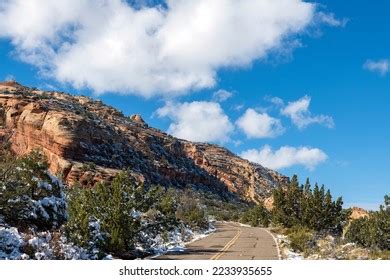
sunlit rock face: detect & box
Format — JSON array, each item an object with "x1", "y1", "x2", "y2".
[{"x1": 0, "y1": 82, "x2": 288, "y2": 203}]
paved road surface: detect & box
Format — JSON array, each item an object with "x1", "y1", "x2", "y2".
[{"x1": 156, "y1": 222, "x2": 280, "y2": 260}]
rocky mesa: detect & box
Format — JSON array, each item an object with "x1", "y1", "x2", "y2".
[{"x1": 0, "y1": 81, "x2": 288, "y2": 203}]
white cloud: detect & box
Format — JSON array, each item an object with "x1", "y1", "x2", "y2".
[
  {"x1": 281, "y1": 95, "x2": 334, "y2": 129},
  {"x1": 363, "y1": 59, "x2": 390, "y2": 76},
  {"x1": 265, "y1": 96, "x2": 285, "y2": 107},
  {"x1": 0, "y1": 0, "x2": 319, "y2": 97},
  {"x1": 236, "y1": 109, "x2": 284, "y2": 138},
  {"x1": 316, "y1": 12, "x2": 348, "y2": 27},
  {"x1": 156, "y1": 101, "x2": 234, "y2": 143},
  {"x1": 240, "y1": 145, "x2": 328, "y2": 170},
  {"x1": 233, "y1": 103, "x2": 245, "y2": 111},
  {"x1": 212, "y1": 89, "x2": 233, "y2": 102}
]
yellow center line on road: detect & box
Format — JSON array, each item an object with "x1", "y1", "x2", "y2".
[{"x1": 210, "y1": 229, "x2": 242, "y2": 260}]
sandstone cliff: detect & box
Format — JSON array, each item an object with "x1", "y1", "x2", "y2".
[{"x1": 0, "y1": 81, "x2": 288, "y2": 203}]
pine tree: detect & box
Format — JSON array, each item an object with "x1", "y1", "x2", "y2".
[
  {"x1": 346, "y1": 195, "x2": 389, "y2": 250},
  {"x1": 109, "y1": 176, "x2": 127, "y2": 253},
  {"x1": 284, "y1": 175, "x2": 301, "y2": 227},
  {"x1": 241, "y1": 203, "x2": 271, "y2": 227},
  {"x1": 301, "y1": 178, "x2": 312, "y2": 226},
  {"x1": 66, "y1": 172, "x2": 141, "y2": 256},
  {"x1": 304, "y1": 178, "x2": 311, "y2": 194},
  {"x1": 157, "y1": 188, "x2": 178, "y2": 230},
  {"x1": 65, "y1": 171, "x2": 191, "y2": 257},
  {"x1": 1, "y1": 150, "x2": 66, "y2": 229},
  {"x1": 272, "y1": 184, "x2": 288, "y2": 225},
  {"x1": 322, "y1": 189, "x2": 333, "y2": 230},
  {"x1": 66, "y1": 185, "x2": 91, "y2": 247},
  {"x1": 272, "y1": 176, "x2": 345, "y2": 232}
]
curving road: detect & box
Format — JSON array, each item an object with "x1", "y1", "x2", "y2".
[{"x1": 156, "y1": 222, "x2": 280, "y2": 260}]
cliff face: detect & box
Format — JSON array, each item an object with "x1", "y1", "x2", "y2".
[{"x1": 0, "y1": 81, "x2": 288, "y2": 202}]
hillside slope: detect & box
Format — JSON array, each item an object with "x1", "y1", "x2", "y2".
[{"x1": 0, "y1": 81, "x2": 288, "y2": 202}]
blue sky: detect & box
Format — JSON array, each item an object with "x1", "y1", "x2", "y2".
[{"x1": 0, "y1": 0, "x2": 389, "y2": 209}]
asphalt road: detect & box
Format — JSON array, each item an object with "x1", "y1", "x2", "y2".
[{"x1": 156, "y1": 222, "x2": 280, "y2": 260}]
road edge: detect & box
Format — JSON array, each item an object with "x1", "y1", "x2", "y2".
[{"x1": 262, "y1": 228, "x2": 282, "y2": 260}]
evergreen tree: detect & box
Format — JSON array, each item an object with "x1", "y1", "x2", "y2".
[
  {"x1": 272, "y1": 175, "x2": 345, "y2": 232},
  {"x1": 0, "y1": 150, "x2": 66, "y2": 230},
  {"x1": 241, "y1": 204, "x2": 271, "y2": 227},
  {"x1": 288, "y1": 175, "x2": 303, "y2": 226},
  {"x1": 346, "y1": 196, "x2": 389, "y2": 250},
  {"x1": 321, "y1": 189, "x2": 333, "y2": 230},
  {"x1": 175, "y1": 189, "x2": 208, "y2": 230},
  {"x1": 301, "y1": 178, "x2": 312, "y2": 226},
  {"x1": 67, "y1": 172, "x2": 143, "y2": 256},
  {"x1": 157, "y1": 188, "x2": 178, "y2": 230},
  {"x1": 66, "y1": 171, "x2": 202, "y2": 257},
  {"x1": 66, "y1": 184, "x2": 91, "y2": 247},
  {"x1": 272, "y1": 184, "x2": 286, "y2": 225}
]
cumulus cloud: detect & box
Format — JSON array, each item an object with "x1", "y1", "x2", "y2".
[
  {"x1": 281, "y1": 95, "x2": 334, "y2": 129},
  {"x1": 156, "y1": 101, "x2": 234, "y2": 143},
  {"x1": 240, "y1": 145, "x2": 328, "y2": 170},
  {"x1": 0, "y1": 0, "x2": 319, "y2": 97},
  {"x1": 236, "y1": 109, "x2": 285, "y2": 138},
  {"x1": 212, "y1": 89, "x2": 233, "y2": 102},
  {"x1": 363, "y1": 59, "x2": 390, "y2": 76}
]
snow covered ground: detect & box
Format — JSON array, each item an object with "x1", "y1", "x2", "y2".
[
  {"x1": 0, "y1": 226, "x2": 26, "y2": 260},
  {"x1": 0, "y1": 220, "x2": 217, "y2": 260},
  {"x1": 275, "y1": 234, "x2": 304, "y2": 260},
  {"x1": 0, "y1": 225, "x2": 98, "y2": 260},
  {"x1": 1, "y1": 172, "x2": 218, "y2": 260},
  {"x1": 150, "y1": 223, "x2": 216, "y2": 259}
]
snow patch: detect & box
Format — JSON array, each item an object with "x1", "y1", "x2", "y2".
[
  {"x1": 150, "y1": 223, "x2": 216, "y2": 259},
  {"x1": 276, "y1": 234, "x2": 304, "y2": 260},
  {"x1": 0, "y1": 226, "x2": 23, "y2": 260}
]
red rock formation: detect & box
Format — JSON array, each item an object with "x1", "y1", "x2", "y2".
[{"x1": 0, "y1": 82, "x2": 289, "y2": 202}]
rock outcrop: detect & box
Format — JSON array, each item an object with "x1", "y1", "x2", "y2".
[
  {"x1": 0, "y1": 82, "x2": 288, "y2": 203},
  {"x1": 349, "y1": 207, "x2": 369, "y2": 220}
]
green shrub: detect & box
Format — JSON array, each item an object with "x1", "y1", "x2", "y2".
[
  {"x1": 288, "y1": 226, "x2": 315, "y2": 253},
  {"x1": 345, "y1": 217, "x2": 370, "y2": 247},
  {"x1": 175, "y1": 190, "x2": 208, "y2": 230},
  {"x1": 0, "y1": 150, "x2": 67, "y2": 230},
  {"x1": 240, "y1": 204, "x2": 271, "y2": 227},
  {"x1": 345, "y1": 196, "x2": 390, "y2": 250},
  {"x1": 199, "y1": 193, "x2": 246, "y2": 222},
  {"x1": 66, "y1": 172, "x2": 182, "y2": 258},
  {"x1": 369, "y1": 250, "x2": 390, "y2": 260},
  {"x1": 81, "y1": 162, "x2": 97, "y2": 172}
]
